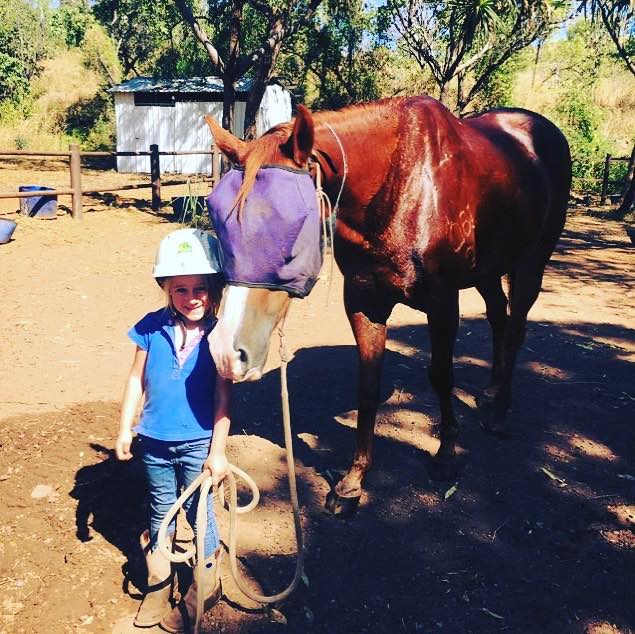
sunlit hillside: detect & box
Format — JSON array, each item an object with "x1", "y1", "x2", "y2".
[
  {"x1": 514, "y1": 58, "x2": 635, "y2": 157},
  {"x1": 0, "y1": 49, "x2": 103, "y2": 152}
]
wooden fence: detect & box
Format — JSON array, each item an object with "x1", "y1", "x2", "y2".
[
  {"x1": 0, "y1": 144, "x2": 222, "y2": 219},
  {"x1": 600, "y1": 145, "x2": 635, "y2": 205}
]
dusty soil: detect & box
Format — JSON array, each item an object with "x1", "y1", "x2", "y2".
[{"x1": 0, "y1": 182, "x2": 633, "y2": 634}]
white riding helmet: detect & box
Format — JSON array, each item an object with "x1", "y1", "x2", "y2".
[{"x1": 152, "y1": 228, "x2": 222, "y2": 280}]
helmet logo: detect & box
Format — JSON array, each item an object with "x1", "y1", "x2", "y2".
[{"x1": 177, "y1": 241, "x2": 193, "y2": 254}]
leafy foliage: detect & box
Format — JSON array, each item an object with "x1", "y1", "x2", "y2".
[
  {"x1": 555, "y1": 90, "x2": 609, "y2": 190},
  {"x1": 81, "y1": 24, "x2": 122, "y2": 86},
  {"x1": 0, "y1": 53, "x2": 31, "y2": 106},
  {"x1": 0, "y1": 0, "x2": 50, "y2": 110},
  {"x1": 474, "y1": 52, "x2": 526, "y2": 109},
  {"x1": 284, "y1": 0, "x2": 391, "y2": 108},
  {"x1": 575, "y1": 0, "x2": 635, "y2": 76},
  {"x1": 379, "y1": 0, "x2": 566, "y2": 112},
  {"x1": 51, "y1": 0, "x2": 95, "y2": 48}
]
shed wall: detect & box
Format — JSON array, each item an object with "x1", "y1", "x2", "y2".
[
  {"x1": 114, "y1": 85, "x2": 290, "y2": 175},
  {"x1": 114, "y1": 96, "x2": 246, "y2": 174}
]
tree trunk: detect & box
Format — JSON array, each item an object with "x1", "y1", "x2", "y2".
[
  {"x1": 244, "y1": 78, "x2": 268, "y2": 141},
  {"x1": 243, "y1": 24, "x2": 283, "y2": 140},
  {"x1": 222, "y1": 77, "x2": 235, "y2": 132},
  {"x1": 456, "y1": 71, "x2": 465, "y2": 114},
  {"x1": 618, "y1": 173, "x2": 635, "y2": 215},
  {"x1": 439, "y1": 80, "x2": 449, "y2": 105}
]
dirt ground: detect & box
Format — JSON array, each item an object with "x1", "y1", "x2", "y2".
[{"x1": 0, "y1": 174, "x2": 633, "y2": 634}]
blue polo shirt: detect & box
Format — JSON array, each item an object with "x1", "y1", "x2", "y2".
[{"x1": 128, "y1": 308, "x2": 216, "y2": 441}]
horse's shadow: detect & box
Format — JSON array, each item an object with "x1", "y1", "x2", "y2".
[{"x1": 231, "y1": 340, "x2": 446, "y2": 496}]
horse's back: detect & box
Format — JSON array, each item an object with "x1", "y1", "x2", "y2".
[
  {"x1": 465, "y1": 107, "x2": 571, "y2": 222},
  {"x1": 389, "y1": 99, "x2": 571, "y2": 284}
]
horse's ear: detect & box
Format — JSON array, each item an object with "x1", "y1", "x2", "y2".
[
  {"x1": 283, "y1": 105, "x2": 314, "y2": 167},
  {"x1": 204, "y1": 114, "x2": 248, "y2": 165}
]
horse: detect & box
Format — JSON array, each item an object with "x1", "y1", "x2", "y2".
[{"x1": 204, "y1": 96, "x2": 572, "y2": 515}]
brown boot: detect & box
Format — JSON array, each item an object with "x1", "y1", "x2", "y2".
[
  {"x1": 160, "y1": 551, "x2": 222, "y2": 633},
  {"x1": 134, "y1": 529, "x2": 174, "y2": 627}
]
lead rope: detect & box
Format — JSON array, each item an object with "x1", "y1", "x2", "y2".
[
  {"x1": 156, "y1": 305, "x2": 304, "y2": 632},
  {"x1": 314, "y1": 122, "x2": 348, "y2": 305}
]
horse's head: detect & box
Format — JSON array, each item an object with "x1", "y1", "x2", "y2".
[{"x1": 205, "y1": 106, "x2": 320, "y2": 382}]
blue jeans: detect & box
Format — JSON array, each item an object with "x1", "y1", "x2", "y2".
[{"x1": 139, "y1": 435, "x2": 219, "y2": 559}]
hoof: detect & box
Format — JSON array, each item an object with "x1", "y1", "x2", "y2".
[
  {"x1": 428, "y1": 457, "x2": 459, "y2": 481},
  {"x1": 483, "y1": 420, "x2": 511, "y2": 438},
  {"x1": 325, "y1": 490, "x2": 361, "y2": 516},
  {"x1": 476, "y1": 389, "x2": 496, "y2": 411}
]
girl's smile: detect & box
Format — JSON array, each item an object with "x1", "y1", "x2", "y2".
[{"x1": 168, "y1": 275, "x2": 210, "y2": 326}]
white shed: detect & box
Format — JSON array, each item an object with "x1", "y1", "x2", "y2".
[{"x1": 110, "y1": 77, "x2": 292, "y2": 174}]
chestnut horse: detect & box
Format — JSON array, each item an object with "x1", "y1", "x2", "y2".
[{"x1": 205, "y1": 96, "x2": 571, "y2": 515}]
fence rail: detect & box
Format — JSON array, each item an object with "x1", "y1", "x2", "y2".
[{"x1": 0, "y1": 143, "x2": 222, "y2": 219}]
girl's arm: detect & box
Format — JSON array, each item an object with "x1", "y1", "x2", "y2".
[
  {"x1": 204, "y1": 375, "x2": 232, "y2": 484},
  {"x1": 116, "y1": 346, "x2": 147, "y2": 461}
]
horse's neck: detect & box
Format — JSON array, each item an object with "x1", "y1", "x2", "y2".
[
  {"x1": 312, "y1": 104, "x2": 395, "y2": 209},
  {"x1": 313, "y1": 116, "x2": 360, "y2": 198}
]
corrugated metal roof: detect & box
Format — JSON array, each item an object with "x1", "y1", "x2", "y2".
[{"x1": 109, "y1": 77, "x2": 254, "y2": 93}]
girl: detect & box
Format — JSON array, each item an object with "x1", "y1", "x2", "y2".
[{"x1": 115, "y1": 227, "x2": 230, "y2": 632}]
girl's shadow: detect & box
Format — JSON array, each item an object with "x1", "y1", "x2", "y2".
[{"x1": 70, "y1": 439, "x2": 149, "y2": 595}]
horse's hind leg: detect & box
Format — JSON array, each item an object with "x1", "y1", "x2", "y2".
[
  {"x1": 476, "y1": 277, "x2": 509, "y2": 407},
  {"x1": 486, "y1": 256, "x2": 550, "y2": 435},
  {"x1": 325, "y1": 280, "x2": 392, "y2": 516},
  {"x1": 426, "y1": 285, "x2": 460, "y2": 480}
]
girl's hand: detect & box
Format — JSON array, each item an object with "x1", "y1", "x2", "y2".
[
  {"x1": 204, "y1": 452, "x2": 229, "y2": 486},
  {"x1": 115, "y1": 430, "x2": 133, "y2": 461}
]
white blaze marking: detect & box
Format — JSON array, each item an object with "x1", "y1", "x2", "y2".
[
  {"x1": 209, "y1": 285, "x2": 251, "y2": 379},
  {"x1": 221, "y1": 285, "x2": 249, "y2": 341}
]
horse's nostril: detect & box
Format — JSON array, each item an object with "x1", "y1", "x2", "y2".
[{"x1": 238, "y1": 348, "x2": 248, "y2": 365}]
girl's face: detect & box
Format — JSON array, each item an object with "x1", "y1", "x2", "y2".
[{"x1": 167, "y1": 275, "x2": 210, "y2": 324}]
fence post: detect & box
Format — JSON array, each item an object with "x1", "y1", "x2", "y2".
[
  {"x1": 600, "y1": 153, "x2": 612, "y2": 206},
  {"x1": 211, "y1": 143, "x2": 220, "y2": 186},
  {"x1": 150, "y1": 144, "x2": 161, "y2": 211},
  {"x1": 69, "y1": 143, "x2": 82, "y2": 219}
]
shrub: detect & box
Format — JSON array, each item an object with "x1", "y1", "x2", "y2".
[
  {"x1": 0, "y1": 53, "x2": 30, "y2": 105},
  {"x1": 64, "y1": 91, "x2": 115, "y2": 150},
  {"x1": 50, "y1": 0, "x2": 94, "y2": 48},
  {"x1": 81, "y1": 24, "x2": 122, "y2": 86},
  {"x1": 553, "y1": 91, "x2": 610, "y2": 192}
]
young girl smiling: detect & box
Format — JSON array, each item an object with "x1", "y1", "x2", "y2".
[{"x1": 116, "y1": 228, "x2": 230, "y2": 631}]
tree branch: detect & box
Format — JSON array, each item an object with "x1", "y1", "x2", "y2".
[{"x1": 174, "y1": 0, "x2": 225, "y2": 74}]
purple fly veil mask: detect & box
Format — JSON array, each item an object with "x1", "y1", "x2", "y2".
[{"x1": 206, "y1": 164, "x2": 322, "y2": 298}]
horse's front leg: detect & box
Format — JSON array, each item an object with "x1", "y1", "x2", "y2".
[
  {"x1": 325, "y1": 280, "x2": 392, "y2": 516},
  {"x1": 426, "y1": 285, "x2": 460, "y2": 481}
]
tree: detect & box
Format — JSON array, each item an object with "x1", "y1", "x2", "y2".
[
  {"x1": 284, "y1": 0, "x2": 392, "y2": 108},
  {"x1": 576, "y1": 0, "x2": 635, "y2": 77},
  {"x1": 575, "y1": 2, "x2": 635, "y2": 212},
  {"x1": 51, "y1": 0, "x2": 94, "y2": 48},
  {"x1": 93, "y1": 0, "x2": 179, "y2": 77},
  {"x1": 173, "y1": 0, "x2": 324, "y2": 139},
  {"x1": 380, "y1": 0, "x2": 566, "y2": 113},
  {"x1": 0, "y1": 0, "x2": 50, "y2": 108}
]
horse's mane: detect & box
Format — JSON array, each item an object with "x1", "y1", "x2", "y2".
[{"x1": 233, "y1": 97, "x2": 409, "y2": 214}]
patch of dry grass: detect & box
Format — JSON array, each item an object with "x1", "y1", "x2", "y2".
[
  {"x1": 0, "y1": 49, "x2": 102, "y2": 152},
  {"x1": 514, "y1": 63, "x2": 635, "y2": 157}
]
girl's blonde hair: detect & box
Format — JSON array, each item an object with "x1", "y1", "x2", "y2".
[{"x1": 159, "y1": 274, "x2": 224, "y2": 320}]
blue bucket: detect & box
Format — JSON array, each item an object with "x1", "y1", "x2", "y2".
[
  {"x1": 0, "y1": 218, "x2": 17, "y2": 244},
  {"x1": 19, "y1": 185, "x2": 58, "y2": 219}
]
